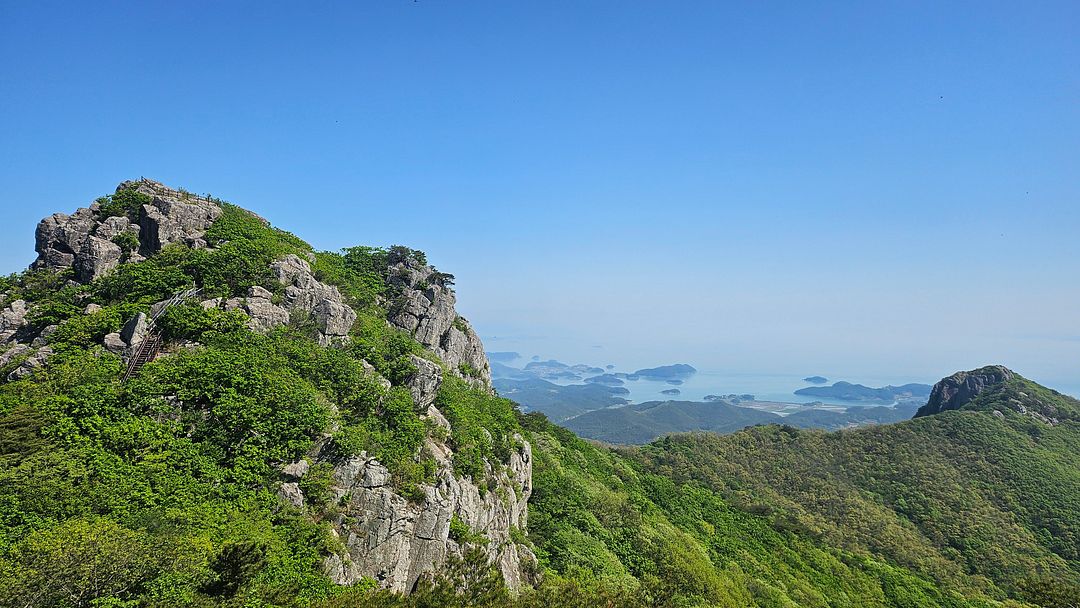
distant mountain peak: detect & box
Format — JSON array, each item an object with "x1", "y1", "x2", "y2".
[
  {"x1": 916, "y1": 365, "x2": 1015, "y2": 417},
  {"x1": 914, "y1": 365, "x2": 1079, "y2": 426}
]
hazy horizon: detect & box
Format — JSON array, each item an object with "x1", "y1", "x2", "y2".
[{"x1": 2, "y1": 3, "x2": 1077, "y2": 392}]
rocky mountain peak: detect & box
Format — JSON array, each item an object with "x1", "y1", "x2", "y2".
[
  {"x1": 915, "y1": 365, "x2": 1015, "y2": 417},
  {"x1": 33, "y1": 178, "x2": 223, "y2": 282}
]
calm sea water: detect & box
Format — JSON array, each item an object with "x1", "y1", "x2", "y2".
[{"x1": 540, "y1": 370, "x2": 937, "y2": 406}]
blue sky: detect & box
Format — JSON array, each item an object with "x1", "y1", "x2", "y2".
[{"x1": 1, "y1": 1, "x2": 1078, "y2": 390}]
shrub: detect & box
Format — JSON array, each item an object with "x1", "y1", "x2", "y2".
[{"x1": 97, "y1": 188, "x2": 151, "y2": 220}]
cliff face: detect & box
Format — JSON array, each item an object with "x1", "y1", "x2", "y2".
[
  {"x1": 11, "y1": 179, "x2": 532, "y2": 594},
  {"x1": 386, "y1": 250, "x2": 492, "y2": 387},
  {"x1": 318, "y1": 398, "x2": 533, "y2": 592},
  {"x1": 287, "y1": 352, "x2": 534, "y2": 593}
]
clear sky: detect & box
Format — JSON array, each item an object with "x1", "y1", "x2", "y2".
[{"x1": 1, "y1": 1, "x2": 1078, "y2": 391}]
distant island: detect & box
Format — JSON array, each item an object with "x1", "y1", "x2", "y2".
[
  {"x1": 794, "y1": 381, "x2": 932, "y2": 404},
  {"x1": 523, "y1": 359, "x2": 583, "y2": 381},
  {"x1": 633, "y1": 364, "x2": 697, "y2": 381},
  {"x1": 803, "y1": 375, "x2": 828, "y2": 384},
  {"x1": 584, "y1": 373, "x2": 625, "y2": 387},
  {"x1": 661, "y1": 388, "x2": 681, "y2": 395}
]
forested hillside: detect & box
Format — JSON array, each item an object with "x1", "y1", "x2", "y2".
[{"x1": 0, "y1": 181, "x2": 1076, "y2": 607}]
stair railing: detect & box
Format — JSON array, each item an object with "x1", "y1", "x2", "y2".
[{"x1": 122, "y1": 286, "x2": 201, "y2": 381}]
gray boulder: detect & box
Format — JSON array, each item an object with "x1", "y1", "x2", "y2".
[
  {"x1": 406, "y1": 355, "x2": 443, "y2": 410},
  {"x1": 74, "y1": 236, "x2": 123, "y2": 282},
  {"x1": 279, "y1": 482, "x2": 305, "y2": 508},
  {"x1": 6, "y1": 346, "x2": 53, "y2": 381},
  {"x1": 203, "y1": 287, "x2": 292, "y2": 335},
  {"x1": 0, "y1": 343, "x2": 30, "y2": 369},
  {"x1": 103, "y1": 332, "x2": 127, "y2": 354},
  {"x1": 282, "y1": 460, "x2": 311, "y2": 480},
  {"x1": 120, "y1": 312, "x2": 149, "y2": 346},
  {"x1": 322, "y1": 429, "x2": 534, "y2": 593},
  {"x1": 0, "y1": 300, "x2": 30, "y2": 344},
  {"x1": 131, "y1": 181, "x2": 221, "y2": 252}
]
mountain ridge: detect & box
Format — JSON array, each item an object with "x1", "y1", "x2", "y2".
[{"x1": 0, "y1": 180, "x2": 1076, "y2": 607}]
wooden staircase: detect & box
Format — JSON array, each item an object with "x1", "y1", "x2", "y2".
[{"x1": 122, "y1": 286, "x2": 201, "y2": 381}]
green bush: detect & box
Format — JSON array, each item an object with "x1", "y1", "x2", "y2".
[
  {"x1": 97, "y1": 187, "x2": 151, "y2": 220},
  {"x1": 111, "y1": 230, "x2": 141, "y2": 256},
  {"x1": 435, "y1": 376, "x2": 520, "y2": 481},
  {"x1": 449, "y1": 515, "x2": 488, "y2": 546}
]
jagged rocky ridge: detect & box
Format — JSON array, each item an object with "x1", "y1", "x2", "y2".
[{"x1": 3, "y1": 178, "x2": 531, "y2": 593}]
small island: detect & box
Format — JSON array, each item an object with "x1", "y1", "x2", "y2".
[
  {"x1": 584, "y1": 373, "x2": 625, "y2": 387},
  {"x1": 803, "y1": 376, "x2": 828, "y2": 384},
  {"x1": 661, "y1": 388, "x2": 682, "y2": 396},
  {"x1": 795, "y1": 381, "x2": 932, "y2": 404},
  {"x1": 633, "y1": 364, "x2": 697, "y2": 381}
]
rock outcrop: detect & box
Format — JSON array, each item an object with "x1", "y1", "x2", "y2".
[
  {"x1": 319, "y1": 409, "x2": 534, "y2": 593},
  {"x1": 270, "y1": 254, "x2": 356, "y2": 344},
  {"x1": 915, "y1": 365, "x2": 1015, "y2": 417},
  {"x1": 33, "y1": 178, "x2": 221, "y2": 282},
  {"x1": 386, "y1": 250, "x2": 491, "y2": 387},
  {"x1": 197, "y1": 256, "x2": 357, "y2": 344},
  {"x1": 0, "y1": 300, "x2": 30, "y2": 344},
  {"x1": 14, "y1": 179, "x2": 532, "y2": 595}
]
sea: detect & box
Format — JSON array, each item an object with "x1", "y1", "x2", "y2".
[{"x1": 540, "y1": 369, "x2": 1080, "y2": 407}]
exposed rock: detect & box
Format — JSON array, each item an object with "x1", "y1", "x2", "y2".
[
  {"x1": 322, "y1": 430, "x2": 534, "y2": 593},
  {"x1": 916, "y1": 365, "x2": 1015, "y2": 417},
  {"x1": 386, "y1": 251, "x2": 491, "y2": 386},
  {"x1": 271, "y1": 254, "x2": 356, "y2": 345},
  {"x1": 0, "y1": 343, "x2": 30, "y2": 369},
  {"x1": 314, "y1": 299, "x2": 357, "y2": 338},
  {"x1": 120, "y1": 313, "x2": 149, "y2": 346},
  {"x1": 279, "y1": 482, "x2": 305, "y2": 508},
  {"x1": 93, "y1": 215, "x2": 137, "y2": 240},
  {"x1": 362, "y1": 360, "x2": 393, "y2": 390},
  {"x1": 220, "y1": 286, "x2": 290, "y2": 333},
  {"x1": 83, "y1": 303, "x2": 102, "y2": 315},
  {"x1": 103, "y1": 332, "x2": 127, "y2": 354},
  {"x1": 31, "y1": 324, "x2": 58, "y2": 347},
  {"x1": 282, "y1": 460, "x2": 311, "y2": 480},
  {"x1": 74, "y1": 236, "x2": 123, "y2": 282},
  {"x1": 6, "y1": 346, "x2": 53, "y2": 381},
  {"x1": 0, "y1": 300, "x2": 30, "y2": 344},
  {"x1": 248, "y1": 285, "x2": 273, "y2": 300},
  {"x1": 131, "y1": 181, "x2": 221, "y2": 253},
  {"x1": 406, "y1": 355, "x2": 443, "y2": 410},
  {"x1": 32, "y1": 179, "x2": 222, "y2": 282},
  {"x1": 33, "y1": 209, "x2": 94, "y2": 271}
]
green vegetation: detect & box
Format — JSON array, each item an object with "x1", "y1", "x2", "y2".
[
  {"x1": 435, "y1": 376, "x2": 520, "y2": 481},
  {"x1": 111, "y1": 230, "x2": 140, "y2": 257},
  {"x1": 1, "y1": 193, "x2": 1076, "y2": 607},
  {"x1": 632, "y1": 382, "x2": 1080, "y2": 603},
  {"x1": 448, "y1": 515, "x2": 488, "y2": 545},
  {"x1": 96, "y1": 187, "x2": 151, "y2": 220}
]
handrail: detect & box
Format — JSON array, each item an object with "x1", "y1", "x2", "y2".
[{"x1": 123, "y1": 286, "x2": 201, "y2": 381}]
